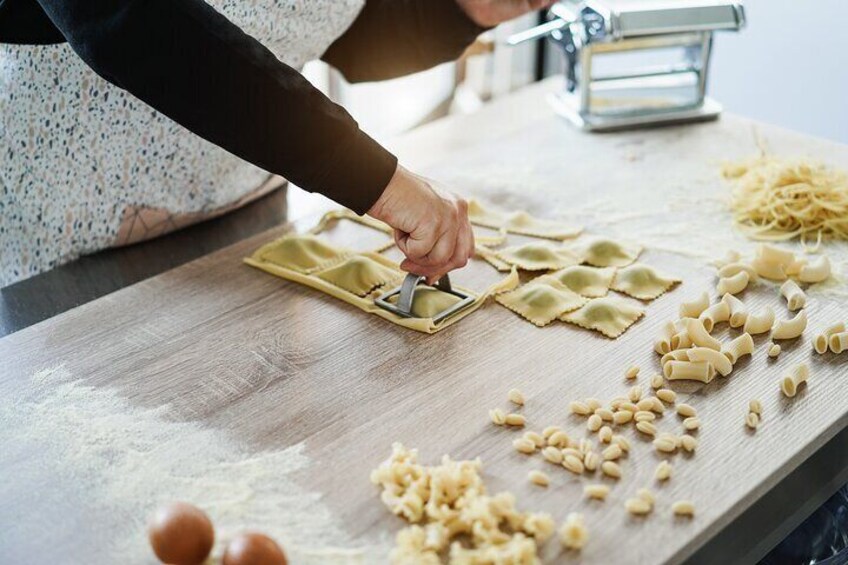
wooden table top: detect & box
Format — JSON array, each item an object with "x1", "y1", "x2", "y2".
[{"x1": 2, "y1": 78, "x2": 847, "y2": 564}]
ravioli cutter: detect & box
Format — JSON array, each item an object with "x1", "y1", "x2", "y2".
[{"x1": 375, "y1": 273, "x2": 475, "y2": 324}]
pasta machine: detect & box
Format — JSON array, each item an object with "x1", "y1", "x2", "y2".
[
  {"x1": 375, "y1": 273, "x2": 474, "y2": 324},
  {"x1": 508, "y1": 0, "x2": 746, "y2": 131}
]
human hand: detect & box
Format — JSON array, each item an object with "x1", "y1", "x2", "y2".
[
  {"x1": 456, "y1": 0, "x2": 557, "y2": 28},
  {"x1": 367, "y1": 165, "x2": 474, "y2": 282}
]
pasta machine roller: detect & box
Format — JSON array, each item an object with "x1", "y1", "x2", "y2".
[
  {"x1": 375, "y1": 273, "x2": 475, "y2": 324},
  {"x1": 508, "y1": 0, "x2": 745, "y2": 131}
]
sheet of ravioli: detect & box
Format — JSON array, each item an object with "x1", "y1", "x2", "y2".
[
  {"x1": 548, "y1": 265, "x2": 615, "y2": 297},
  {"x1": 259, "y1": 235, "x2": 351, "y2": 273},
  {"x1": 560, "y1": 296, "x2": 645, "y2": 338},
  {"x1": 495, "y1": 242, "x2": 582, "y2": 271},
  {"x1": 575, "y1": 238, "x2": 643, "y2": 268},
  {"x1": 495, "y1": 277, "x2": 587, "y2": 327},
  {"x1": 314, "y1": 253, "x2": 402, "y2": 297},
  {"x1": 611, "y1": 263, "x2": 681, "y2": 300}
]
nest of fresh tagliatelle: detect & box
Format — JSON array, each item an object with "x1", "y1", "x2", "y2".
[{"x1": 723, "y1": 156, "x2": 848, "y2": 247}]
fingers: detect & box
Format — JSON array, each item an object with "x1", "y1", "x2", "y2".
[{"x1": 401, "y1": 201, "x2": 474, "y2": 281}]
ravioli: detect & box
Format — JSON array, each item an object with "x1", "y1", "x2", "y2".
[
  {"x1": 315, "y1": 253, "x2": 402, "y2": 296},
  {"x1": 259, "y1": 235, "x2": 350, "y2": 273},
  {"x1": 548, "y1": 265, "x2": 615, "y2": 297},
  {"x1": 387, "y1": 287, "x2": 464, "y2": 319},
  {"x1": 495, "y1": 242, "x2": 582, "y2": 271},
  {"x1": 495, "y1": 277, "x2": 587, "y2": 327},
  {"x1": 560, "y1": 296, "x2": 645, "y2": 338},
  {"x1": 611, "y1": 263, "x2": 681, "y2": 300},
  {"x1": 468, "y1": 199, "x2": 582, "y2": 240},
  {"x1": 576, "y1": 238, "x2": 643, "y2": 268}
]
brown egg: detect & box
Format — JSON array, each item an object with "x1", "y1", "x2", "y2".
[
  {"x1": 147, "y1": 501, "x2": 215, "y2": 565},
  {"x1": 223, "y1": 532, "x2": 287, "y2": 565}
]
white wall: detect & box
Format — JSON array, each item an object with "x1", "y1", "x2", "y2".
[{"x1": 709, "y1": 0, "x2": 848, "y2": 144}]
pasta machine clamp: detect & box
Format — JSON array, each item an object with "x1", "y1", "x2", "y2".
[
  {"x1": 375, "y1": 273, "x2": 475, "y2": 324},
  {"x1": 508, "y1": 0, "x2": 746, "y2": 131}
]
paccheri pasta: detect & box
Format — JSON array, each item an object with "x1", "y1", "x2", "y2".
[
  {"x1": 722, "y1": 333, "x2": 755, "y2": 363},
  {"x1": 680, "y1": 292, "x2": 710, "y2": 319},
  {"x1": 721, "y1": 293, "x2": 749, "y2": 328},
  {"x1": 717, "y1": 271, "x2": 750, "y2": 295},
  {"x1": 814, "y1": 322, "x2": 845, "y2": 354},
  {"x1": 743, "y1": 307, "x2": 775, "y2": 335},
  {"x1": 700, "y1": 301, "x2": 731, "y2": 332},
  {"x1": 780, "y1": 280, "x2": 807, "y2": 311}
]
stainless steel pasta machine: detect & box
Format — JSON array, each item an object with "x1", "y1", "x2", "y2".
[{"x1": 508, "y1": 0, "x2": 746, "y2": 131}]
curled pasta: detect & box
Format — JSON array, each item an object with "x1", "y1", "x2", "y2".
[
  {"x1": 664, "y1": 360, "x2": 715, "y2": 383},
  {"x1": 758, "y1": 244, "x2": 796, "y2": 266},
  {"x1": 654, "y1": 320, "x2": 677, "y2": 355},
  {"x1": 699, "y1": 301, "x2": 730, "y2": 332},
  {"x1": 671, "y1": 330, "x2": 693, "y2": 350},
  {"x1": 743, "y1": 307, "x2": 775, "y2": 335},
  {"x1": 830, "y1": 331, "x2": 848, "y2": 354},
  {"x1": 798, "y1": 255, "x2": 832, "y2": 283},
  {"x1": 718, "y1": 262, "x2": 759, "y2": 282},
  {"x1": 772, "y1": 310, "x2": 808, "y2": 340},
  {"x1": 686, "y1": 347, "x2": 733, "y2": 377},
  {"x1": 751, "y1": 257, "x2": 787, "y2": 281},
  {"x1": 679, "y1": 292, "x2": 710, "y2": 319},
  {"x1": 815, "y1": 322, "x2": 846, "y2": 353},
  {"x1": 722, "y1": 333, "x2": 755, "y2": 364},
  {"x1": 686, "y1": 317, "x2": 722, "y2": 351},
  {"x1": 717, "y1": 271, "x2": 750, "y2": 295},
  {"x1": 780, "y1": 280, "x2": 807, "y2": 311},
  {"x1": 661, "y1": 349, "x2": 690, "y2": 367},
  {"x1": 721, "y1": 293, "x2": 749, "y2": 328},
  {"x1": 781, "y1": 363, "x2": 810, "y2": 398},
  {"x1": 713, "y1": 250, "x2": 741, "y2": 268}
]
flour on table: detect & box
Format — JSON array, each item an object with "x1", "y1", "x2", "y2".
[{"x1": 0, "y1": 365, "x2": 383, "y2": 564}]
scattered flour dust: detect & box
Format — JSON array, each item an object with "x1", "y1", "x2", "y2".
[{"x1": 0, "y1": 365, "x2": 384, "y2": 564}]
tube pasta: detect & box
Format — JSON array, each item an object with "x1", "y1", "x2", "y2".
[
  {"x1": 722, "y1": 333, "x2": 755, "y2": 364},
  {"x1": 772, "y1": 310, "x2": 808, "y2": 340},
  {"x1": 743, "y1": 307, "x2": 775, "y2": 335},
  {"x1": 664, "y1": 361, "x2": 715, "y2": 383},
  {"x1": 699, "y1": 301, "x2": 731, "y2": 332},
  {"x1": 716, "y1": 271, "x2": 750, "y2": 295},
  {"x1": 686, "y1": 318, "x2": 722, "y2": 351},
  {"x1": 713, "y1": 250, "x2": 741, "y2": 268},
  {"x1": 750, "y1": 257, "x2": 787, "y2": 281},
  {"x1": 780, "y1": 280, "x2": 807, "y2": 311},
  {"x1": 718, "y1": 262, "x2": 759, "y2": 282},
  {"x1": 654, "y1": 320, "x2": 677, "y2": 354},
  {"x1": 671, "y1": 331, "x2": 693, "y2": 350},
  {"x1": 679, "y1": 292, "x2": 710, "y2": 319},
  {"x1": 814, "y1": 322, "x2": 845, "y2": 354},
  {"x1": 781, "y1": 363, "x2": 810, "y2": 397},
  {"x1": 721, "y1": 293, "x2": 749, "y2": 328},
  {"x1": 798, "y1": 255, "x2": 832, "y2": 283},
  {"x1": 661, "y1": 350, "x2": 690, "y2": 367},
  {"x1": 686, "y1": 347, "x2": 734, "y2": 377},
  {"x1": 758, "y1": 244, "x2": 796, "y2": 266},
  {"x1": 830, "y1": 332, "x2": 848, "y2": 354}
]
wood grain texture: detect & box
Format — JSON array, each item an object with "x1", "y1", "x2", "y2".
[{"x1": 1, "y1": 79, "x2": 847, "y2": 564}]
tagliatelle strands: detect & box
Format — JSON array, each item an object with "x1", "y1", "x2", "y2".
[{"x1": 724, "y1": 157, "x2": 848, "y2": 243}]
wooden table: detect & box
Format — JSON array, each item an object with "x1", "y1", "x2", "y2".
[{"x1": 2, "y1": 78, "x2": 847, "y2": 564}]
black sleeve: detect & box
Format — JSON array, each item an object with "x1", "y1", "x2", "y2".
[
  {"x1": 323, "y1": 0, "x2": 486, "y2": 83},
  {"x1": 33, "y1": 0, "x2": 397, "y2": 214}
]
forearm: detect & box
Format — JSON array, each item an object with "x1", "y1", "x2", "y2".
[
  {"x1": 35, "y1": 0, "x2": 396, "y2": 214},
  {"x1": 322, "y1": 0, "x2": 486, "y2": 83}
]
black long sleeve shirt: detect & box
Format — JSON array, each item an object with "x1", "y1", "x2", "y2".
[{"x1": 0, "y1": 0, "x2": 484, "y2": 214}]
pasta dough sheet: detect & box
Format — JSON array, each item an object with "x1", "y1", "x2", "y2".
[
  {"x1": 468, "y1": 199, "x2": 582, "y2": 240},
  {"x1": 560, "y1": 296, "x2": 645, "y2": 338},
  {"x1": 495, "y1": 276, "x2": 587, "y2": 327},
  {"x1": 611, "y1": 263, "x2": 681, "y2": 300},
  {"x1": 258, "y1": 234, "x2": 352, "y2": 274},
  {"x1": 315, "y1": 253, "x2": 403, "y2": 297},
  {"x1": 548, "y1": 265, "x2": 615, "y2": 298},
  {"x1": 309, "y1": 208, "x2": 396, "y2": 253},
  {"x1": 495, "y1": 242, "x2": 582, "y2": 271},
  {"x1": 246, "y1": 232, "x2": 519, "y2": 334},
  {"x1": 575, "y1": 238, "x2": 643, "y2": 268}
]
